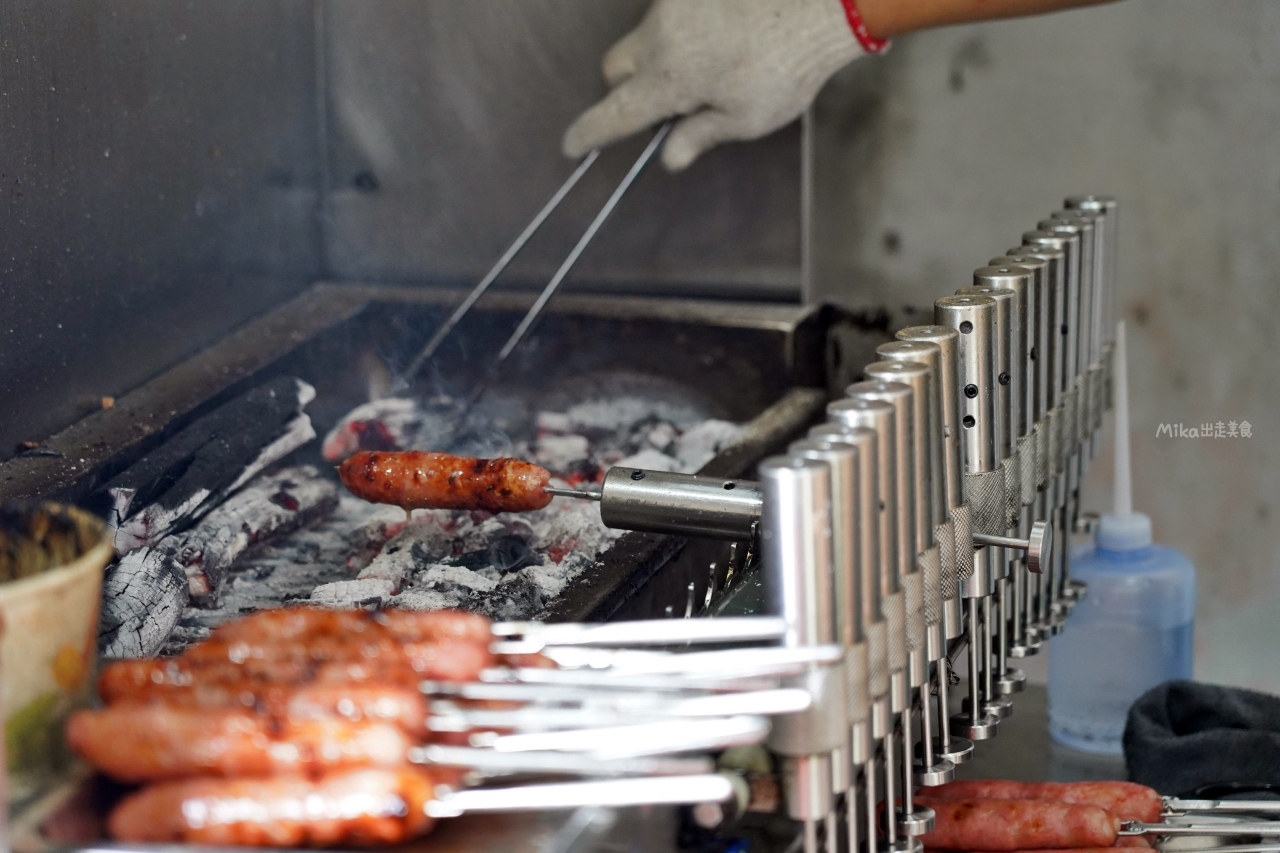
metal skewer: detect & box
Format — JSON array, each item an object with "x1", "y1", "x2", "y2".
[
  {"x1": 1156, "y1": 846, "x2": 1280, "y2": 853},
  {"x1": 1166, "y1": 800, "x2": 1280, "y2": 817},
  {"x1": 394, "y1": 150, "x2": 601, "y2": 393},
  {"x1": 1120, "y1": 823, "x2": 1280, "y2": 838},
  {"x1": 545, "y1": 485, "x2": 603, "y2": 500},
  {"x1": 425, "y1": 773, "x2": 738, "y2": 818},
  {"x1": 493, "y1": 614, "x2": 786, "y2": 648},
  {"x1": 412, "y1": 745, "x2": 715, "y2": 778}
]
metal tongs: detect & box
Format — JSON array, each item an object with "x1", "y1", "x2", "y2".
[{"x1": 395, "y1": 123, "x2": 672, "y2": 398}]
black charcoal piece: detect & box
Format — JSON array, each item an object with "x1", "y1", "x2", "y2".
[
  {"x1": 177, "y1": 466, "x2": 338, "y2": 607},
  {"x1": 94, "y1": 376, "x2": 316, "y2": 552},
  {"x1": 445, "y1": 534, "x2": 538, "y2": 575}
]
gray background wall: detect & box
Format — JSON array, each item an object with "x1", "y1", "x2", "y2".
[
  {"x1": 812, "y1": 0, "x2": 1280, "y2": 693},
  {"x1": 0, "y1": 1, "x2": 1274, "y2": 693}
]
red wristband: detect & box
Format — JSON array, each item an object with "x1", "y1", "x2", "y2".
[{"x1": 839, "y1": 0, "x2": 891, "y2": 54}]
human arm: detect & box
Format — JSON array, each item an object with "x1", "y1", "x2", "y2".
[{"x1": 563, "y1": 0, "x2": 1118, "y2": 170}]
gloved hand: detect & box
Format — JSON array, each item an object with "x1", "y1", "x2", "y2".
[{"x1": 563, "y1": 0, "x2": 887, "y2": 171}]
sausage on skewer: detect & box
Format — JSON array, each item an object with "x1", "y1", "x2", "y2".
[
  {"x1": 916, "y1": 798, "x2": 1121, "y2": 851},
  {"x1": 108, "y1": 767, "x2": 440, "y2": 846},
  {"x1": 66, "y1": 705, "x2": 413, "y2": 782},
  {"x1": 339, "y1": 451, "x2": 553, "y2": 513},
  {"x1": 919, "y1": 779, "x2": 1163, "y2": 823}
]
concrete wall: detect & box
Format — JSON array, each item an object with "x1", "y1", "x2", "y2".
[{"x1": 812, "y1": 0, "x2": 1280, "y2": 692}]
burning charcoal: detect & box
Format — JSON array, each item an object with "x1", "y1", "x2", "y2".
[
  {"x1": 565, "y1": 395, "x2": 705, "y2": 437},
  {"x1": 99, "y1": 548, "x2": 189, "y2": 658},
  {"x1": 536, "y1": 411, "x2": 572, "y2": 434},
  {"x1": 472, "y1": 572, "x2": 545, "y2": 621},
  {"x1": 343, "y1": 506, "x2": 412, "y2": 571},
  {"x1": 357, "y1": 522, "x2": 455, "y2": 584},
  {"x1": 673, "y1": 419, "x2": 742, "y2": 472},
  {"x1": 387, "y1": 587, "x2": 457, "y2": 612},
  {"x1": 97, "y1": 377, "x2": 317, "y2": 553},
  {"x1": 445, "y1": 534, "x2": 538, "y2": 575},
  {"x1": 615, "y1": 448, "x2": 681, "y2": 473},
  {"x1": 321, "y1": 398, "x2": 418, "y2": 461},
  {"x1": 560, "y1": 459, "x2": 601, "y2": 487},
  {"x1": 97, "y1": 467, "x2": 337, "y2": 655},
  {"x1": 309, "y1": 577, "x2": 396, "y2": 608},
  {"x1": 642, "y1": 421, "x2": 679, "y2": 453},
  {"x1": 417, "y1": 563, "x2": 499, "y2": 594},
  {"x1": 534, "y1": 434, "x2": 589, "y2": 472},
  {"x1": 178, "y1": 467, "x2": 338, "y2": 607}
]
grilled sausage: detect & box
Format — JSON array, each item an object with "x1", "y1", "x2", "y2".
[
  {"x1": 99, "y1": 637, "x2": 492, "y2": 706},
  {"x1": 202, "y1": 607, "x2": 491, "y2": 647},
  {"x1": 338, "y1": 451, "x2": 553, "y2": 513},
  {"x1": 98, "y1": 608, "x2": 495, "y2": 706},
  {"x1": 919, "y1": 780, "x2": 1163, "y2": 824},
  {"x1": 916, "y1": 798, "x2": 1120, "y2": 851},
  {"x1": 108, "y1": 768, "x2": 438, "y2": 846},
  {"x1": 67, "y1": 705, "x2": 412, "y2": 782}
]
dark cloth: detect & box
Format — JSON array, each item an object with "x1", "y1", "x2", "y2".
[{"x1": 1124, "y1": 679, "x2": 1280, "y2": 795}]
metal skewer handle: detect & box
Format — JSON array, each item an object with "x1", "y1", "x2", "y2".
[
  {"x1": 1166, "y1": 799, "x2": 1280, "y2": 816},
  {"x1": 492, "y1": 615, "x2": 785, "y2": 648},
  {"x1": 1121, "y1": 823, "x2": 1280, "y2": 838},
  {"x1": 426, "y1": 773, "x2": 739, "y2": 818}
]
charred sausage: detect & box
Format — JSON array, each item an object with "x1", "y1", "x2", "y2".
[{"x1": 338, "y1": 451, "x2": 553, "y2": 513}]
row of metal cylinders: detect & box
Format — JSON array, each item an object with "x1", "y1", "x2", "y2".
[{"x1": 755, "y1": 195, "x2": 1119, "y2": 853}]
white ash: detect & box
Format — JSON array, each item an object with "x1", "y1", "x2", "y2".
[
  {"x1": 343, "y1": 506, "x2": 413, "y2": 572},
  {"x1": 673, "y1": 419, "x2": 743, "y2": 470},
  {"x1": 415, "y1": 563, "x2": 499, "y2": 594},
  {"x1": 535, "y1": 434, "x2": 590, "y2": 471},
  {"x1": 564, "y1": 397, "x2": 706, "y2": 435},
  {"x1": 306, "y1": 492, "x2": 622, "y2": 617},
  {"x1": 642, "y1": 421, "x2": 679, "y2": 453},
  {"x1": 161, "y1": 495, "x2": 387, "y2": 653},
  {"x1": 310, "y1": 578, "x2": 397, "y2": 608},
  {"x1": 616, "y1": 448, "x2": 682, "y2": 473},
  {"x1": 536, "y1": 411, "x2": 573, "y2": 433}
]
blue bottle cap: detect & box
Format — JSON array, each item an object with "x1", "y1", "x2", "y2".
[{"x1": 1097, "y1": 511, "x2": 1153, "y2": 552}]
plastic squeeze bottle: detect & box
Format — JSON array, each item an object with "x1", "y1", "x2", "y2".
[{"x1": 1048, "y1": 321, "x2": 1196, "y2": 754}]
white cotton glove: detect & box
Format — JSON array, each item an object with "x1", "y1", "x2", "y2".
[{"x1": 563, "y1": 0, "x2": 885, "y2": 171}]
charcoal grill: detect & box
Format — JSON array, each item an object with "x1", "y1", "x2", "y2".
[{"x1": 0, "y1": 283, "x2": 888, "y2": 624}]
